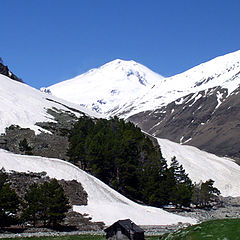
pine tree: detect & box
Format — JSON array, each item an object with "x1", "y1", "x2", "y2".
[
  {"x1": 141, "y1": 153, "x2": 169, "y2": 207},
  {"x1": 67, "y1": 117, "x2": 95, "y2": 168},
  {"x1": 169, "y1": 157, "x2": 193, "y2": 208},
  {"x1": 21, "y1": 183, "x2": 41, "y2": 227},
  {"x1": 44, "y1": 179, "x2": 70, "y2": 227},
  {"x1": 22, "y1": 179, "x2": 70, "y2": 228},
  {"x1": 192, "y1": 179, "x2": 220, "y2": 208},
  {"x1": 0, "y1": 170, "x2": 20, "y2": 227},
  {"x1": 67, "y1": 116, "x2": 174, "y2": 205},
  {"x1": 19, "y1": 138, "x2": 33, "y2": 155}
]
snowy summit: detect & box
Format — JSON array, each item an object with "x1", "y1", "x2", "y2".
[
  {"x1": 46, "y1": 51, "x2": 240, "y2": 118},
  {"x1": 46, "y1": 59, "x2": 164, "y2": 116}
]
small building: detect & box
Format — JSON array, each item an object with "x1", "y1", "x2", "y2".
[{"x1": 104, "y1": 219, "x2": 145, "y2": 240}]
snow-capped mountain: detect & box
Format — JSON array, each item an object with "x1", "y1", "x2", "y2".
[
  {"x1": 129, "y1": 50, "x2": 240, "y2": 160},
  {"x1": 45, "y1": 59, "x2": 164, "y2": 115},
  {"x1": 0, "y1": 149, "x2": 195, "y2": 226},
  {"x1": 45, "y1": 50, "x2": 240, "y2": 159},
  {"x1": 0, "y1": 73, "x2": 98, "y2": 134},
  {"x1": 46, "y1": 51, "x2": 240, "y2": 118},
  {"x1": 122, "y1": 50, "x2": 240, "y2": 117}
]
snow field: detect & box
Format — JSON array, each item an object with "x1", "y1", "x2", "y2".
[
  {"x1": 158, "y1": 138, "x2": 240, "y2": 197},
  {"x1": 0, "y1": 149, "x2": 196, "y2": 226}
]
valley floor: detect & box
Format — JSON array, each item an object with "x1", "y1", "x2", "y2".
[{"x1": 171, "y1": 196, "x2": 240, "y2": 222}]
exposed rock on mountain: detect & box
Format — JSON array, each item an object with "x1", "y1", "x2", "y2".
[
  {"x1": 128, "y1": 86, "x2": 240, "y2": 160},
  {"x1": 0, "y1": 108, "x2": 79, "y2": 160},
  {"x1": 6, "y1": 171, "x2": 87, "y2": 206},
  {"x1": 0, "y1": 62, "x2": 23, "y2": 83}
]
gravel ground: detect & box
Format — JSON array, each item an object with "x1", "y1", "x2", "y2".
[
  {"x1": 175, "y1": 196, "x2": 240, "y2": 222},
  {"x1": 0, "y1": 230, "x2": 105, "y2": 239},
  {"x1": 1, "y1": 196, "x2": 240, "y2": 238}
]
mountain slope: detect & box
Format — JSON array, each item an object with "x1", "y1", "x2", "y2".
[
  {"x1": 128, "y1": 50, "x2": 240, "y2": 159},
  {"x1": 0, "y1": 73, "x2": 99, "y2": 134},
  {"x1": 0, "y1": 149, "x2": 195, "y2": 226},
  {"x1": 46, "y1": 59, "x2": 164, "y2": 115},
  {"x1": 123, "y1": 50, "x2": 240, "y2": 117},
  {"x1": 157, "y1": 138, "x2": 240, "y2": 197}
]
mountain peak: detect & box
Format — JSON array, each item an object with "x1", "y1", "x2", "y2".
[{"x1": 47, "y1": 59, "x2": 163, "y2": 115}]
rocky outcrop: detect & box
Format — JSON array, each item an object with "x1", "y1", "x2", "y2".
[
  {"x1": 0, "y1": 108, "x2": 79, "y2": 160},
  {"x1": 0, "y1": 63, "x2": 23, "y2": 83},
  {"x1": 6, "y1": 171, "x2": 88, "y2": 206}
]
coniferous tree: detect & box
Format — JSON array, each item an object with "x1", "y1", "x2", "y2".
[
  {"x1": 41, "y1": 179, "x2": 70, "y2": 227},
  {"x1": 142, "y1": 154, "x2": 169, "y2": 206},
  {"x1": 169, "y1": 157, "x2": 193, "y2": 208},
  {"x1": 21, "y1": 183, "x2": 41, "y2": 227},
  {"x1": 22, "y1": 179, "x2": 70, "y2": 228},
  {"x1": 192, "y1": 179, "x2": 220, "y2": 208},
  {"x1": 0, "y1": 170, "x2": 20, "y2": 227},
  {"x1": 67, "y1": 116, "x2": 195, "y2": 207},
  {"x1": 67, "y1": 117, "x2": 94, "y2": 168},
  {"x1": 19, "y1": 138, "x2": 33, "y2": 155}
]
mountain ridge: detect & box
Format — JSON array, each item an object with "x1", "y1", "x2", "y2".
[{"x1": 43, "y1": 50, "x2": 240, "y2": 159}]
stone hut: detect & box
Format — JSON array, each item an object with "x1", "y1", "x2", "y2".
[{"x1": 104, "y1": 219, "x2": 145, "y2": 240}]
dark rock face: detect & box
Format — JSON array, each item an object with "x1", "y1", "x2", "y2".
[
  {"x1": 58, "y1": 180, "x2": 87, "y2": 206},
  {"x1": 6, "y1": 171, "x2": 88, "y2": 206},
  {"x1": 128, "y1": 86, "x2": 240, "y2": 161},
  {"x1": 0, "y1": 63, "x2": 23, "y2": 83}
]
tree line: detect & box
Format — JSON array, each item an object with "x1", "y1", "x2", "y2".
[
  {"x1": 67, "y1": 116, "x2": 220, "y2": 208},
  {"x1": 0, "y1": 169, "x2": 70, "y2": 228}
]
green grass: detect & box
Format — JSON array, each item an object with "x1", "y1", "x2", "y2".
[
  {"x1": 3, "y1": 219, "x2": 240, "y2": 240},
  {"x1": 159, "y1": 218, "x2": 240, "y2": 240}
]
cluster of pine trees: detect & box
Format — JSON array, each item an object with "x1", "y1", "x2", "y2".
[
  {"x1": 0, "y1": 170, "x2": 70, "y2": 228},
  {"x1": 67, "y1": 116, "x2": 220, "y2": 208}
]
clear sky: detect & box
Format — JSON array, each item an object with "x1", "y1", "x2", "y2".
[{"x1": 1, "y1": 0, "x2": 240, "y2": 89}]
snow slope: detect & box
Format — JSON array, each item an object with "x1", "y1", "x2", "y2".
[
  {"x1": 116, "y1": 50, "x2": 240, "y2": 117},
  {"x1": 46, "y1": 59, "x2": 164, "y2": 115},
  {"x1": 46, "y1": 50, "x2": 240, "y2": 118},
  {"x1": 0, "y1": 74, "x2": 99, "y2": 134},
  {"x1": 0, "y1": 149, "x2": 195, "y2": 226},
  {"x1": 158, "y1": 138, "x2": 240, "y2": 197}
]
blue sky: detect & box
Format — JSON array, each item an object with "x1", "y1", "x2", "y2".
[{"x1": 1, "y1": 0, "x2": 240, "y2": 89}]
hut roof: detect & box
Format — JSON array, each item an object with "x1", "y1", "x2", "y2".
[{"x1": 105, "y1": 219, "x2": 144, "y2": 233}]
